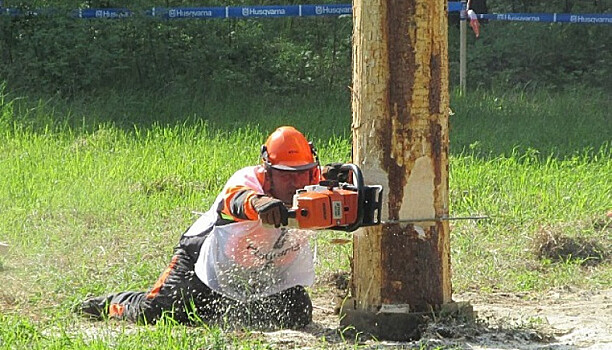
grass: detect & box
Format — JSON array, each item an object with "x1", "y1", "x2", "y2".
[
  {"x1": 0, "y1": 313, "x2": 274, "y2": 349},
  {"x1": 449, "y1": 149, "x2": 611, "y2": 292},
  {"x1": 0, "y1": 84, "x2": 610, "y2": 348},
  {"x1": 450, "y1": 87, "x2": 611, "y2": 158}
]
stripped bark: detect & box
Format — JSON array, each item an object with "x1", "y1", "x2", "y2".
[{"x1": 350, "y1": 0, "x2": 451, "y2": 313}]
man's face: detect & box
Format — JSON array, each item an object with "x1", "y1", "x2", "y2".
[{"x1": 268, "y1": 167, "x2": 315, "y2": 204}]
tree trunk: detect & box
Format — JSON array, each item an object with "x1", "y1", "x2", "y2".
[{"x1": 342, "y1": 0, "x2": 453, "y2": 340}]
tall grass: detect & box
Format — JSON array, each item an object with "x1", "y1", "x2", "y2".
[
  {"x1": 450, "y1": 87, "x2": 611, "y2": 158},
  {"x1": 450, "y1": 148, "x2": 611, "y2": 292},
  {"x1": 0, "y1": 85, "x2": 610, "y2": 348}
]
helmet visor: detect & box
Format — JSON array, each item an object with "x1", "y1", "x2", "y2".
[{"x1": 268, "y1": 161, "x2": 318, "y2": 172}]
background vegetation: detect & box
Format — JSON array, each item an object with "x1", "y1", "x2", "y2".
[{"x1": 1, "y1": 0, "x2": 610, "y2": 95}]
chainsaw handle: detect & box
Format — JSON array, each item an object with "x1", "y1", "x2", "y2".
[
  {"x1": 287, "y1": 209, "x2": 297, "y2": 219},
  {"x1": 337, "y1": 163, "x2": 364, "y2": 232},
  {"x1": 335, "y1": 164, "x2": 383, "y2": 232}
]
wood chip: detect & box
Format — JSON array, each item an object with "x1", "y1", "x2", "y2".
[{"x1": 328, "y1": 238, "x2": 352, "y2": 245}]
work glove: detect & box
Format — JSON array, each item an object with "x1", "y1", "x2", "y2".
[
  {"x1": 251, "y1": 195, "x2": 289, "y2": 228},
  {"x1": 321, "y1": 163, "x2": 350, "y2": 182}
]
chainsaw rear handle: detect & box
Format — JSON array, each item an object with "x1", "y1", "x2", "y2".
[
  {"x1": 337, "y1": 164, "x2": 383, "y2": 232},
  {"x1": 339, "y1": 163, "x2": 364, "y2": 232}
]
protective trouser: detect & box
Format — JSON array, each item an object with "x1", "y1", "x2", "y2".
[{"x1": 96, "y1": 233, "x2": 313, "y2": 329}]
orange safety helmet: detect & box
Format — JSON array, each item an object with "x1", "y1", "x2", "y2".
[{"x1": 261, "y1": 126, "x2": 319, "y2": 171}]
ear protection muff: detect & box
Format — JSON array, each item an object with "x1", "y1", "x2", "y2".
[
  {"x1": 308, "y1": 142, "x2": 320, "y2": 165},
  {"x1": 260, "y1": 144, "x2": 271, "y2": 167},
  {"x1": 308, "y1": 142, "x2": 321, "y2": 182}
]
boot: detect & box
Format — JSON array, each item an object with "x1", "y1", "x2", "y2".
[{"x1": 74, "y1": 295, "x2": 113, "y2": 320}]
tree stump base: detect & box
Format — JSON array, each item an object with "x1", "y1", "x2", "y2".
[{"x1": 339, "y1": 300, "x2": 474, "y2": 341}]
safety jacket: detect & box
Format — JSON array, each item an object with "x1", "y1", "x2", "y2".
[{"x1": 185, "y1": 166, "x2": 317, "y2": 302}]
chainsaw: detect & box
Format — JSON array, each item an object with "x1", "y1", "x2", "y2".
[
  {"x1": 287, "y1": 163, "x2": 489, "y2": 232},
  {"x1": 288, "y1": 163, "x2": 383, "y2": 232}
]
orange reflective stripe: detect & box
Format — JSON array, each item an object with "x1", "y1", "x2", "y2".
[
  {"x1": 221, "y1": 186, "x2": 259, "y2": 221},
  {"x1": 243, "y1": 191, "x2": 259, "y2": 220},
  {"x1": 221, "y1": 185, "x2": 242, "y2": 221},
  {"x1": 109, "y1": 303, "x2": 125, "y2": 317},
  {"x1": 146, "y1": 255, "x2": 179, "y2": 300}
]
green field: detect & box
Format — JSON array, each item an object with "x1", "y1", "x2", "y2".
[{"x1": 0, "y1": 86, "x2": 610, "y2": 349}]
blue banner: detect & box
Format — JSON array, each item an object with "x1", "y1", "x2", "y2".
[
  {"x1": 75, "y1": 8, "x2": 132, "y2": 19},
  {"x1": 228, "y1": 6, "x2": 299, "y2": 18},
  {"x1": 478, "y1": 12, "x2": 612, "y2": 24},
  {"x1": 150, "y1": 7, "x2": 226, "y2": 19},
  {"x1": 149, "y1": 5, "x2": 353, "y2": 19},
  {"x1": 1, "y1": 3, "x2": 462, "y2": 17},
  {"x1": 2, "y1": 3, "x2": 611, "y2": 25},
  {"x1": 301, "y1": 4, "x2": 352, "y2": 17},
  {"x1": 560, "y1": 14, "x2": 612, "y2": 24},
  {"x1": 448, "y1": 2, "x2": 463, "y2": 13}
]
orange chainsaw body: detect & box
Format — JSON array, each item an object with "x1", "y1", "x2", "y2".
[{"x1": 292, "y1": 185, "x2": 358, "y2": 230}]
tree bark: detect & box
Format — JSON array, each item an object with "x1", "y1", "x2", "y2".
[{"x1": 347, "y1": 0, "x2": 451, "y2": 322}]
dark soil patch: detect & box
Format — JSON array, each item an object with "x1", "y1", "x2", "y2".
[{"x1": 533, "y1": 224, "x2": 609, "y2": 266}]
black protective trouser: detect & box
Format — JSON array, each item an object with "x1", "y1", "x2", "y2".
[{"x1": 100, "y1": 232, "x2": 312, "y2": 329}]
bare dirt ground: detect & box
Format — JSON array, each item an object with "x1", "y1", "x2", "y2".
[{"x1": 260, "y1": 283, "x2": 612, "y2": 349}]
